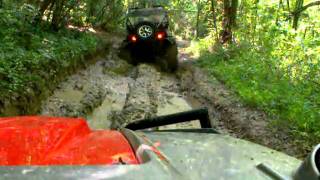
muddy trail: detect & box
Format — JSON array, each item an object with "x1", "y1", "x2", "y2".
[{"x1": 41, "y1": 35, "x2": 301, "y2": 158}]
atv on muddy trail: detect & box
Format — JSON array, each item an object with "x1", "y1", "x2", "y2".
[{"x1": 119, "y1": 4, "x2": 178, "y2": 72}]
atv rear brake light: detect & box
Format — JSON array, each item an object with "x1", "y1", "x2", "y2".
[
  {"x1": 156, "y1": 32, "x2": 165, "y2": 40},
  {"x1": 130, "y1": 35, "x2": 137, "y2": 42}
]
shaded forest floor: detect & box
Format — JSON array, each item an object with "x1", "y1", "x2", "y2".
[{"x1": 40, "y1": 33, "x2": 305, "y2": 159}]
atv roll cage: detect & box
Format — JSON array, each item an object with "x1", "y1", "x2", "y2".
[{"x1": 128, "y1": 0, "x2": 163, "y2": 9}]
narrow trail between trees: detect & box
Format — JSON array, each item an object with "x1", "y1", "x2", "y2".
[{"x1": 40, "y1": 34, "x2": 301, "y2": 158}]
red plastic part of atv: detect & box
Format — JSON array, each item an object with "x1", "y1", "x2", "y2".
[{"x1": 0, "y1": 116, "x2": 138, "y2": 166}]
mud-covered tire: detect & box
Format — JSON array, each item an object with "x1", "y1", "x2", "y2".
[
  {"x1": 164, "y1": 43, "x2": 178, "y2": 72},
  {"x1": 118, "y1": 42, "x2": 138, "y2": 65},
  {"x1": 119, "y1": 46, "x2": 130, "y2": 61}
]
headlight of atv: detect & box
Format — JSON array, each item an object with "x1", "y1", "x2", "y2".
[{"x1": 137, "y1": 25, "x2": 153, "y2": 38}]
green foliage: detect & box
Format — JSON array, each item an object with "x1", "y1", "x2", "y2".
[
  {"x1": 142, "y1": 0, "x2": 211, "y2": 39},
  {"x1": 1, "y1": 0, "x2": 319, "y2": 150},
  {"x1": 194, "y1": 1, "x2": 320, "y2": 147},
  {"x1": 86, "y1": 0, "x2": 125, "y2": 31},
  {"x1": 197, "y1": 44, "x2": 320, "y2": 144},
  {"x1": 0, "y1": 5, "x2": 97, "y2": 101}
]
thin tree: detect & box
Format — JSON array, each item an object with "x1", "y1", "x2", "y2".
[
  {"x1": 276, "y1": 0, "x2": 284, "y2": 25},
  {"x1": 51, "y1": 0, "x2": 66, "y2": 30},
  {"x1": 293, "y1": 0, "x2": 304, "y2": 29},
  {"x1": 292, "y1": 0, "x2": 320, "y2": 29},
  {"x1": 35, "y1": 0, "x2": 76, "y2": 30},
  {"x1": 252, "y1": 0, "x2": 259, "y2": 43},
  {"x1": 210, "y1": 0, "x2": 219, "y2": 41},
  {"x1": 195, "y1": 0, "x2": 201, "y2": 38},
  {"x1": 220, "y1": 0, "x2": 238, "y2": 44},
  {"x1": 34, "y1": 0, "x2": 55, "y2": 24},
  {"x1": 286, "y1": 0, "x2": 290, "y2": 11}
]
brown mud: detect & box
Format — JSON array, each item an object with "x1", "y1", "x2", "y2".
[{"x1": 40, "y1": 35, "x2": 302, "y2": 158}]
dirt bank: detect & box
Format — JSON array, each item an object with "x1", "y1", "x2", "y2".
[
  {"x1": 0, "y1": 32, "x2": 112, "y2": 116},
  {"x1": 177, "y1": 62, "x2": 303, "y2": 157}
]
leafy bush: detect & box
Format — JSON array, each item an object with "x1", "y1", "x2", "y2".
[
  {"x1": 194, "y1": 1, "x2": 320, "y2": 149},
  {"x1": 0, "y1": 6, "x2": 97, "y2": 102},
  {"x1": 197, "y1": 42, "x2": 319, "y2": 146}
]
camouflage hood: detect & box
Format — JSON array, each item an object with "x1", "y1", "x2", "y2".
[{"x1": 126, "y1": 7, "x2": 168, "y2": 27}]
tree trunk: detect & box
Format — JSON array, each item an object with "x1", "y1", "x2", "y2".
[
  {"x1": 252, "y1": 0, "x2": 259, "y2": 43},
  {"x1": 276, "y1": 0, "x2": 283, "y2": 25},
  {"x1": 34, "y1": 0, "x2": 54, "y2": 24},
  {"x1": 195, "y1": 0, "x2": 201, "y2": 38},
  {"x1": 293, "y1": 0, "x2": 304, "y2": 29},
  {"x1": 294, "y1": 0, "x2": 320, "y2": 14},
  {"x1": 51, "y1": 0, "x2": 65, "y2": 30},
  {"x1": 286, "y1": 0, "x2": 290, "y2": 11},
  {"x1": 230, "y1": 0, "x2": 238, "y2": 26},
  {"x1": 220, "y1": 0, "x2": 238, "y2": 44},
  {"x1": 292, "y1": 0, "x2": 320, "y2": 29},
  {"x1": 211, "y1": 0, "x2": 219, "y2": 41}
]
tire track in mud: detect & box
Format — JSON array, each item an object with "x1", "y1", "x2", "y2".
[
  {"x1": 109, "y1": 64, "x2": 160, "y2": 127},
  {"x1": 40, "y1": 37, "x2": 301, "y2": 158},
  {"x1": 41, "y1": 40, "x2": 196, "y2": 130}
]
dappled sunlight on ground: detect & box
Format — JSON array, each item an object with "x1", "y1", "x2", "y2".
[{"x1": 67, "y1": 25, "x2": 97, "y2": 33}]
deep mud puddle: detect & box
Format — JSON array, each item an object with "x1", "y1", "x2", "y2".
[
  {"x1": 40, "y1": 38, "x2": 302, "y2": 158},
  {"x1": 40, "y1": 43, "x2": 198, "y2": 130}
]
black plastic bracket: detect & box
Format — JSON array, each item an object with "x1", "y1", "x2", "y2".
[{"x1": 125, "y1": 108, "x2": 212, "y2": 130}]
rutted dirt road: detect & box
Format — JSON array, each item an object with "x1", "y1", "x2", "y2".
[
  {"x1": 40, "y1": 35, "x2": 301, "y2": 158},
  {"x1": 41, "y1": 37, "x2": 198, "y2": 130}
]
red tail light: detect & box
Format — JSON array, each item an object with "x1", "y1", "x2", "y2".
[
  {"x1": 130, "y1": 35, "x2": 138, "y2": 42},
  {"x1": 156, "y1": 32, "x2": 166, "y2": 40}
]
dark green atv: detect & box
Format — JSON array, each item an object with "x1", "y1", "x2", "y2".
[{"x1": 119, "y1": 4, "x2": 178, "y2": 72}]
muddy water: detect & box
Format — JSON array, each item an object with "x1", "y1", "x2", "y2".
[
  {"x1": 40, "y1": 41, "x2": 197, "y2": 130},
  {"x1": 40, "y1": 37, "x2": 301, "y2": 157}
]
